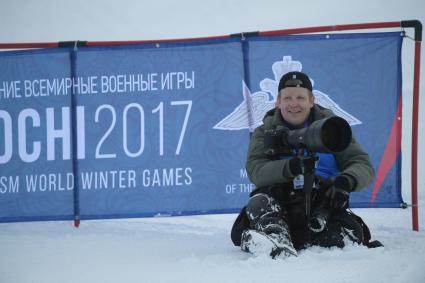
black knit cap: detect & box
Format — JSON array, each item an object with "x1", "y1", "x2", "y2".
[{"x1": 278, "y1": 71, "x2": 313, "y2": 92}]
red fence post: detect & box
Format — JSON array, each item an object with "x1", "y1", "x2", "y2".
[{"x1": 411, "y1": 40, "x2": 421, "y2": 231}]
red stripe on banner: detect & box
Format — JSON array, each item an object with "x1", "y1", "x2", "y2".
[{"x1": 370, "y1": 98, "x2": 402, "y2": 204}]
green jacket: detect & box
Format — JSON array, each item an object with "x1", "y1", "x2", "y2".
[{"x1": 246, "y1": 105, "x2": 375, "y2": 192}]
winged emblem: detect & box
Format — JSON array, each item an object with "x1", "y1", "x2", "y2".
[{"x1": 213, "y1": 56, "x2": 362, "y2": 132}]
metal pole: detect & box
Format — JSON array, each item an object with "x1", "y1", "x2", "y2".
[{"x1": 411, "y1": 40, "x2": 421, "y2": 231}]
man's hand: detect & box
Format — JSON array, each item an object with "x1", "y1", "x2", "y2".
[
  {"x1": 288, "y1": 156, "x2": 317, "y2": 176},
  {"x1": 326, "y1": 175, "x2": 353, "y2": 209}
]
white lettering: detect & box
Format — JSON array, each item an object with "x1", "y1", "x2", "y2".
[
  {"x1": 0, "y1": 110, "x2": 13, "y2": 164},
  {"x1": 240, "y1": 169, "x2": 248, "y2": 179},
  {"x1": 0, "y1": 176, "x2": 19, "y2": 194},
  {"x1": 46, "y1": 107, "x2": 70, "y2": 161},
  {"x1": 141, "y1": 167, "x2": 192, "y2": 188},
  {"x1": 100, "y1": 74, "x2": 159, "y2": 94},
  {"x1": 123, "y1": 103, "x2": 145, "y2": 157},
  {"x1": 77, "y1": 106, "x2": 86, "y2": 159},
  {"x1": 80, "y1": 170, "x2": 136, "y2": 190},
  {"x1": 18, "y1": 108, "x2": 41, "y2": 162},
  {"x1": 161, "y1": 72, "x2": 195, "y2": 90},
  {"x1": 0, "y1": 81, "x2": 21, "y2": 99},
  {"x1": 25, "y1": 173, "x2": 73, "y2": 192}
]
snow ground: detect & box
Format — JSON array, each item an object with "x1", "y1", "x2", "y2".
[{"x1": 1, "y1": 198, "x2": 424, "y2": 283}]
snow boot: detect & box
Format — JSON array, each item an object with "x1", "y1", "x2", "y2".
[
  {"x1": 241, "y1": 193, "x2": 297, "y2": 258},
  {"x1": 241, "y1": 228, "x2": 297, "y2": 259}
]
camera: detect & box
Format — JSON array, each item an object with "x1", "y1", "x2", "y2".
[
  {"x1": 264, "y1": 116, "x2": 352, "y2": 155},
  {"x1": 264, "y1": 127, "x2": 290, "y2": 156},
  {"x1": 310, "y1": 205, "x2": 331, "y2": 232},
  {"x1": 263, "y1": 116, "x2": 353, "y2": 232}
]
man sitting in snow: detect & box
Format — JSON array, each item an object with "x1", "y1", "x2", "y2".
[{"x1": 231, "y1": 71, "x2": 381, "y2": 259}]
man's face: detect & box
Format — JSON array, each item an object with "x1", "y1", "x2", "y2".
[{"x1": 277, "y1": 87, "x2": 314, "y2": 126}]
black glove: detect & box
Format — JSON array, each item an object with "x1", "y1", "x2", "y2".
[
  {"x1": 326, "y1": 175, "x2": 353, "y2": 209},
  {"x1": 288, "y1": 155, "x2": 317, "y2": 176}
]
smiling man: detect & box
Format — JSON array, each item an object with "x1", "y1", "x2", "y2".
[
  {"x1": 277, "y1": 73, "x2": 315, "y2": 127},
  {"x1": 231, "y1": 71, "x2": 379, "y2": 259}
]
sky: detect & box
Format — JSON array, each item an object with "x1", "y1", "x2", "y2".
[{"x1": 1, "y1": 0, "x2": 424, "y2": 43}]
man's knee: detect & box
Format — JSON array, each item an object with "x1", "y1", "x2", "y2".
[
  {"x1": 246, "y1": 193, "x2": 282, "y2": 223},
  {"x1": 311, "y1": 210, "x2": 365, "y2": 248},
  {"x1": 333, "y1": 210, "x2": 364, "y2": 244},
  {"x1": 245, "y1": 193, "x2": 289, "y2": 235}
]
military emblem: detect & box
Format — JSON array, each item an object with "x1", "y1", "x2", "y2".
[{"x1": 214, "y1": 56, "x2": 362, "y2": 132}]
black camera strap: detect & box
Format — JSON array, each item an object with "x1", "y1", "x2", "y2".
[{"x1": 296, "y1": 149, "x2": 319, "y2": 242}]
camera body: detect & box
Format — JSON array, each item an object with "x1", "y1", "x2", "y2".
[
  {"x1": 264, "y1": 127, "x2": 291, "y2": 156},
  {"x1": 310, "y1": 196, "x2": 332, "y2": 232}
]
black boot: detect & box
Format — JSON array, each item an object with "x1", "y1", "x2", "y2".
[{"x1": 241, "y1": 193, "x2": 297, "y2": 258}]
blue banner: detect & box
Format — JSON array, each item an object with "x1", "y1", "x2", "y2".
[
  {"x1": 0, "y1": 49, "x2": 74, "y2": 221},
  {"x1": 241, "y1": 32, "x2": 403, "y2": 207},
  {"x1": 0, "y1": 32, "x2": 404, "y2": 222}
]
